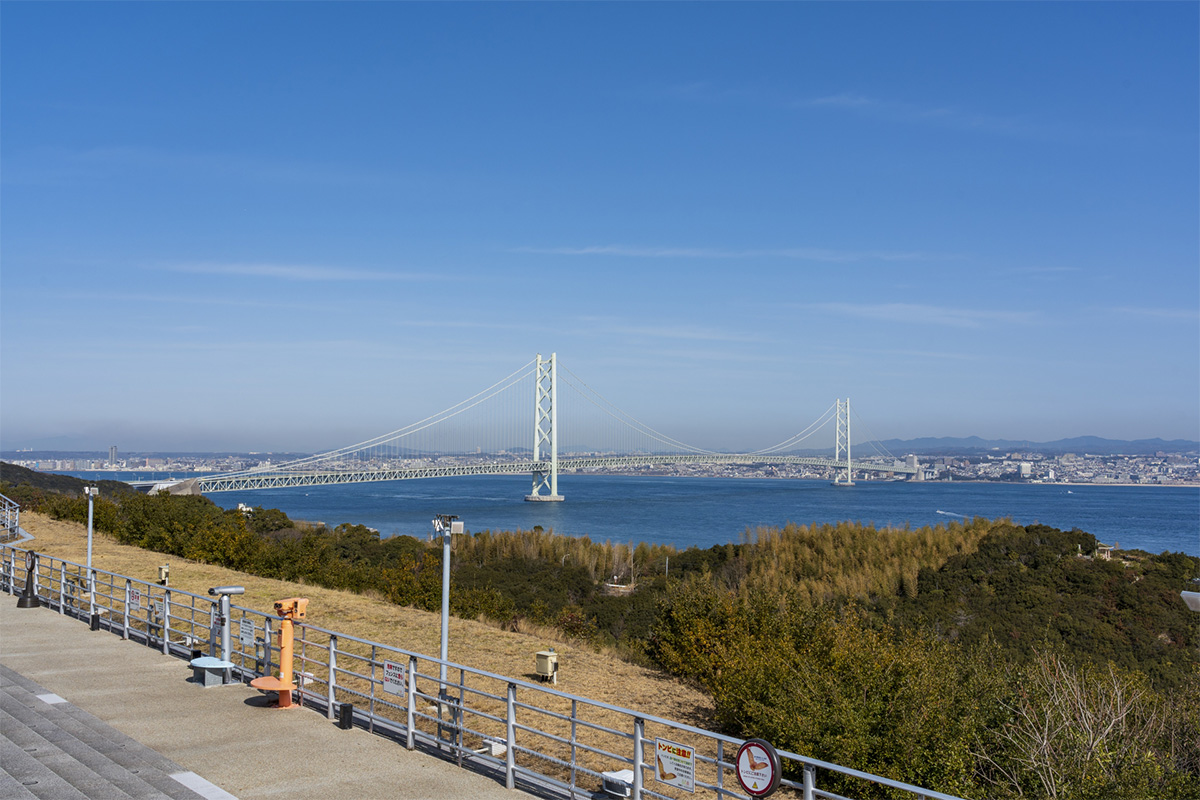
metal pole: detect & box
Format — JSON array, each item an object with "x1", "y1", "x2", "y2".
[
  {"x1": 86, "y1": 488, "x2": 95, "y2": 574},
  {"x1": 406, "y1": 656, "x2": 418, "y2": 750},
  {"x1": 803, "y1": 764, "x2": 817, "y2": 800},
  {"x1": 633, "y1": 717, "x2": 645, "y2": 800},
  {"x1": 440, "y1": 525, "x2": 450, "y2": 692},
  {"x1": 85, "y1": 487, "x2": 97, "y2": 615},
  {"x1": 505, "y1": 683, "x2": 516, "y2": 790},
  {"x1": 327, "y1": 634, "x2": 338, "y2": 720}
]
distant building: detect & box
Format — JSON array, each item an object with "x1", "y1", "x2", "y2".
[
  {"x1": 109, "y1": 445, "x2": 118, "y2": 465},
  {"x1": 1019, "y1": 462, "x2": 1032, "y2": 479}
]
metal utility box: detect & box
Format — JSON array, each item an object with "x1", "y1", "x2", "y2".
[
  {"x1": 602, "y1": 769, "x2": 634, "y2": 797},
  {"x1": 535, "y1": 650, "x2": 558, "y2": 684}
]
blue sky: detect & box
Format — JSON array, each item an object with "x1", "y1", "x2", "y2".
[{"x1": 2, "y1": 2, "x2": 1197, "y2": 453}]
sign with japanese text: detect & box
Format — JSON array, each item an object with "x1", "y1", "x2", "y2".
[
  {"x1": 239, "y1": 618, "x2": 255, "y2": 645},
  {"x1": 736, "y1": 738, "x2": 781, "y2": 797},
  {"x1": 383, "y1": 660, "x2": 405, "y2": 695},
  {"x1": 130, "y1": 588, "x2": 142, "y2": 609},
  {"x1": 654, "y1": 738, "x2": 695, "y2": 793}
]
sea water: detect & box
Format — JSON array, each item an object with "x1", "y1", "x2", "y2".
[{"x1": 67, "y1": 472, "x2": 1199, "y2": 556}]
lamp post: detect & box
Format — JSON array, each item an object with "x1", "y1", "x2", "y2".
[
  {"x1": 432, "y1": 514, "x2": 463, "y2": 693},
  {"x1": 84, "y1": 486, "x2": 98, "y2": 619}
]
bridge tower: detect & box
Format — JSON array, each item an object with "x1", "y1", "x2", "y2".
[
  {"x1": 833, "y1": 398, "x2": 854, "y2": 486},
  {"x1": 526, "y1": 353, "x2": 564, "y2": 501}
]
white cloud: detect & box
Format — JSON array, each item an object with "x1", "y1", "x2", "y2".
[
  {"x1": 804, "y1": 302, "x2": 1037, "y2": 329},
  {"x1": 800, "y1": 93, "x2": 1041, "y2": 137},
  {"x1": 166, "y1": 262, "x2": 443, "y2": 282},
  {"x1": 1108, "y1": 306, "x2": 1200, "y2": 321},
  {"x1": 512, "y1": 245, "x2": 935, "y2": 263}
]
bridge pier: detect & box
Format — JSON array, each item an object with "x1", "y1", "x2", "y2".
[
  {"x1": 524, "y1": 493, "x2": 564, "y2": 502},
  {"x1": 526, "y1": 353, "x2": 564, "y2": 502}
]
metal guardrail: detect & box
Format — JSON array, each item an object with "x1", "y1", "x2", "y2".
[
  {"x1": 1, "y1": 544, "x2": 961, "y2": 800},
  {"x1": 0, "y1": 494, "x2": 20, "y2": 542}
]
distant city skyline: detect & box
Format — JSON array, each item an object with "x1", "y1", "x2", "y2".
[{"x1": 2, "y1": 3, "x2": 1197, "y2": 453}]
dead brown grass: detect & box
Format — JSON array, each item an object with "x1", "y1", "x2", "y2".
[{"x1": 17, "y1": 511, "x2": 715, "y2": 730}]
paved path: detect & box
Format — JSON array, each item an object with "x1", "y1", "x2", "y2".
[{"x1": 0, "y1": 599, "x2": 536, "y2": 800}]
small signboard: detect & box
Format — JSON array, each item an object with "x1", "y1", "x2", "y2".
[
  {"x1": 130, "y1": 588, "x2": 142, "y2": 609},
  {"x1": 736, "y1": 738, "x2": 781, "y2": 798},
  {"x1": 655, "y1": 738, "x2": 696, "y2": 793},
  {"x1": 154, "y1": 600, "x2": 165, "y2": 620},
  {"x1": 382, "y1": 660, "x2": 405, "y2": 695},
  {"x1": 239, "y1": 618, "x2": 255, "y2": 646}
]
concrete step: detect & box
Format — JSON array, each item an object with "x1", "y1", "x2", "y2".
[{"x1": 0, "y1": 665, "x2": 209, "y2": 800}]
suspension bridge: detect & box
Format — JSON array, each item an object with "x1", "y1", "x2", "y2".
[{"x1": 145, "y1": 354, "x2": 919, "y2": 499}]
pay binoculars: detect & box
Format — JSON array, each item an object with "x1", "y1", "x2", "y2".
[
  {"x1": 208, "y1": 586, "x2": 245, "y2": 596},
  {"x1": 274, "y1": 597, "x2": 308, "y2": 619}
]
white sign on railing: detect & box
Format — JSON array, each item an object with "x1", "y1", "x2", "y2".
[
  {"x1": 383, "y1": 660, "x2": 405, "y2": 694},
  {"x1": 240, "y1": 618, "x2": 255, "y2": 645},
  {"x1": 655, "y1": 737, "x2": 696, "y2": 793},
  {"x1": 131, "y1": 588, "x2": 142, "y2": 609}
]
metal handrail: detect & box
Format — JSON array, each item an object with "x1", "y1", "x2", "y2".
[
  {"x1": 0, "y1": 493, "x2": 20, "y2": 541},
  {"x1": 1, "y1": 543, "x2": 961, "y2": 800}
]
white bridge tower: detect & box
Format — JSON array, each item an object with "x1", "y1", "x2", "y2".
[
  {"x1": 526, "y1": 353, "x2": 563, "y2": 501},
  {"x1": 833, "y1": 397, "x2": 854, "y2": 486}
]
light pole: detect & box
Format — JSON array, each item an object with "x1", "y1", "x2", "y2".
[
  {"x1": 432, "y1": 514, "x2": 463, "y2": 693},
  {"x1": 84, "y1": 486, "x2": 98, "y2": 620}
]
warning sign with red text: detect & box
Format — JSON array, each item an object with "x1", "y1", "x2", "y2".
[{"x1": 654, "y1": 738, "x2": 695, "y2": 793}]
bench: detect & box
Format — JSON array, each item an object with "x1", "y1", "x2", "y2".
[{"x1": 189, "y1": 656, "x2": 235, "y2": 687}]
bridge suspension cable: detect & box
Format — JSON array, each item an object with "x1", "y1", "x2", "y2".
[
  {"x1": 750, "y1": 401, "x2": 838, "y2": 455},
  {"x1": 218, "y1": 358, "x2": 537, "y2": 479},
  {"x1": 558, "y1": 366, "x2": 715, "y2": 455},
  {"x1": 850, "y1": 404, "x2": 903, "y2": 463}
]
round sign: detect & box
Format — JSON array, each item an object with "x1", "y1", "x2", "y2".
[
  {"x1": 25, "y1": 550, "x2": 35, "y2": 570},
  {"x1": 735, "y1": 738, "x2": 781, "y2": 797}
]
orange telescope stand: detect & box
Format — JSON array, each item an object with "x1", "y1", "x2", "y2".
[{"x1": 251, "y1": 597, "x2": 308, "y2": 709}]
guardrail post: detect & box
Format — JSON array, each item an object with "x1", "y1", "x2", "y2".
[
  {"x1": 58, "y1": 562, "x2": 67, "y2": 614},
  {"x1": 123, "y1": 580, "x2": 131, "y2": 639},
  {"x1": 327, "y1": 634, "x2": 338, "y2": 720},
  {"x1": 716, "y1": 740, "x2": 725, "y2": 797},
  {"x1": 406, "y1": 656, "x2": 418, "y2": 751},
  {"x1": 803, "y1": 764, "x2": 816, "y2": 800},
  {"x1": 570, "y1": 699, "x2": 578, "y2": 793},
  {"x1": 505, "y1": 682, "x2": 516, "y2": 790},
  {"x1": 207, "y1": 601, "x2": 218, "y2": 657},
  {"x1": 633, "y1": 717, "x2": 644, "y2": 800},
  {"x1": 263, "y1": 618, "x2": 274, "y2": 677},
  {"x1": 162, "y1": 589, "x2": 172, "y2": 656}
]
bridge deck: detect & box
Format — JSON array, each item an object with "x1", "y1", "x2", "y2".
[{"x1": 144, "y1": 455, "x2": 917, "y2": 493}]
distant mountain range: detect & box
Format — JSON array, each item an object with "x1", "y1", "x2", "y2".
[{"x1": 865, "y1": 436, "x2": 1199, "y2": 456}]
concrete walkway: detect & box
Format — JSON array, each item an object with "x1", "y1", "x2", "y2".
[{"x1": 0, "y1": 599, "x2": 536, "y2": 800}]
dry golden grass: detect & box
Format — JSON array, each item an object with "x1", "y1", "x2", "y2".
[{"x1": 17, "y1": 511, "x2": 715, "y2": 731}]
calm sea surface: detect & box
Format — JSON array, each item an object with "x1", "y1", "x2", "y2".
[{"x1": 64, "y1": 473, "x2": 1199, "y2": 556}]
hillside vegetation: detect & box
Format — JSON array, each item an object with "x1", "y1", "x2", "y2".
[{"x1": 3, "y1": 463, "x2": 1197, "y2": 800}]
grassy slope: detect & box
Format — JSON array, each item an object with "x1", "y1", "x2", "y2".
[{"x1": 15, "y1": 511, "x2": 716, "y2": 730}]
